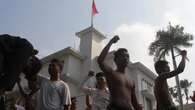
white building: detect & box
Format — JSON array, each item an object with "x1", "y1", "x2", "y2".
[{"x1": 39, "y1": 26, "x2": 157, "y2": 110}]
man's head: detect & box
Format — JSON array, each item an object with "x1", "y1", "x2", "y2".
[
  {"x1": 23, "y1": 56, "x2": 42, "y2": 81},
  {"x1": 71, "y1": 97, "x2": 77, "y2": 110},
  {"x1": 48, "y1": 58, "x2": 63, "y2": 79},
  {"x1": 88, "y1": 70, "x2": 95, "y2": 77},
  {"x1": 114, "y1": 48, "x2": 129, "y2": 68},
  {"x1": 95, "y1": 72, "x2": 106, "y2": 89},
  {"x1": 154, "y1": 60, "x2": 170, "y2": 75},
  {"x1": 71, "y1": 97, "x2": 77, "y2": 104}
]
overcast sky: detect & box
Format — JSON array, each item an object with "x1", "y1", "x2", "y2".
[{"x1": 1, "y1": 0, "x2": 195, "y2": 98}]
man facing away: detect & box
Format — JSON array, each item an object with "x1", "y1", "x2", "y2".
[
  {"x1": 37, "y1": 58, "x2": 71, "y2": 110},
  {"x1": 97, "y1": 36, "x2": 142, "y2": 110},
  {"x1": 154, "y1": 50, "x2": 187, "y2": 110}
]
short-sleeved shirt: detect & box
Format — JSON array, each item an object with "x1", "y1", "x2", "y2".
[
  {"x1": 82, "y1": 76, "x2": 96, "y2": 88},
  {"x1": 82, "y1": 78, "x2": 110, "y2": 110},
  {"x1": 90, "y1": 88, "x2": 110, "y2": 110},
  {"x1": 37, "y1": 75, "x2": 71, "y2": 110}
]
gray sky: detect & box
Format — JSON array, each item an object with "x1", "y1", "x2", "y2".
[{"x1": 1, "y1": 0, "x2": 195, "y2": 100}]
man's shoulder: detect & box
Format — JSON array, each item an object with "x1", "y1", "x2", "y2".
[
  {"x1": 57, "y1": 80, "x2": 69, "y2": 88},
  {"x1": 155, "y1": 77, "x2": 161, "y2": 84},
  {"x1": 38, "y1": 74, "x2": 49, "y2": 82},
  {"x1": 154, "y1": 77, "x2": 167, "y2": 87},
  {"x1": 107, "y1": 70, "x2": 122, "y2": 78},
  {"x1": 155, "y1": 76, "x2": 166, "y2": 81}
]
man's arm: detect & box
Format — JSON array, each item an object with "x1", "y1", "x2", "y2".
[
  {"x1": 131, "y1": 84, "x2": 142, "y2": 110},
  {"x1": 85, "y1": 95, "x2": 92, "y2": 110},
  {"x1": 64, "y1": 105, "x2": 70, "y2": 110},
  {"x1": 17, "y1": 78, "x2": 26, "y2": 97},
  {"x1": 62, "y1": 83, "x2": 72, "y2": 110},
  {"x1": 160, "y1": 50, "x2": 187, "y2": 79},
  {"x1": 97, "y1": 35, "x2": 119, "y2": 76}
]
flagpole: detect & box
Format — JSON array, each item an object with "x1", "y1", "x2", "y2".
[
  {"x1": 91, "y1": 0, "x2": 98, "y2": 28},
  {"x1": 91, "y1": 0, "x2": 94, "y2": 28}
]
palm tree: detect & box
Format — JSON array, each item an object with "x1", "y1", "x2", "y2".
[
  {"x1": 180, "y1": 79, "x2": 192, "y2": 104},
  {"x1": 149, "y1": 23, "x2": 193, "y2": 110}
]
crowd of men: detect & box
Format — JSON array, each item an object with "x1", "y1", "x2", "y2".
[{"x1": 0, "y1": 34, "x2": 187, "y2": 110}]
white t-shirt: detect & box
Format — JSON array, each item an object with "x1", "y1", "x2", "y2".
[
  {"x1": 86, "y1": 77, "x2": 96, "y2": 88},
  {"x1": 37, "y1": 76, "x2": 71, "y2": 110},
  {"x1": 90, "y1": 88, "x2": 110, "y2": 110},
  {"x1": 81, "y1": 76, "x2": 96, "y2": 88},
  {"x1": 82, "y1": 78, "x2": 110, "y2": 110}
]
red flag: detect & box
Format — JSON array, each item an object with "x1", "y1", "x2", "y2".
[{"x1": 92, "y1": 0, "x2": 98, "y2": 16}]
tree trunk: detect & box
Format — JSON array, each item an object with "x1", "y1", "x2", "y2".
[
  {"x1": 170, "y1": 47, "x2": 184, "y2": 110},
  {"x1": 185, "y1": 88, "x2": 189, "y2": 104}
]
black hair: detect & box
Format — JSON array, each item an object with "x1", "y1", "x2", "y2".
[
  {"x1": 154, "y1": 60, "x2": 168, "y2": 73},
  {"x1": 71, "y1": 97, "x2": 77, "y2": 101},
  {"x1": 95, "y1": 72, "x2": 104, "y2": 78},
  {"x1": 50, "y1": 58, "x2": 63, "y2": 71},
  {"x1": 24, "y1": 56, "x2": 42, "y2": 81},
  {"x1": 31, "y1": 56, "x2": 42, "y2": 73},
  {"x1": 114, "y1": 48, "x2": 128, "y2": 61}
]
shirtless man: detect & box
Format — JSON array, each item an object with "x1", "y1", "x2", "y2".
[
  {"x1": 97, "y1": 36, "x2": 142, "y2": 110},
  {"x1": 154, "y1": 50, "x2": 187, "y2": 110}
]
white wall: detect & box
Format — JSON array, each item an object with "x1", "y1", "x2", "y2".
[
  {"x1": 77, "y1": 28, "x2": 105, "y2": 77},
  {"x1": 66, "y1": 55, "x2": 83, "y2": 82},
  {"x1": 78, "y1": 31, "x2": 93, "y2": 78},
  {"x1": 91, "y1": 34, "x2": 104, "y2": 59},
  {"x1": 137, "y1": 69, "x2": 156, "y2": 110}
]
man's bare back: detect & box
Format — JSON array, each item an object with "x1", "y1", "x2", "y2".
[
  {"x1": 154, "y1": 78, "x2": 175, "y2": 109},
  {"x1": 154, "y1": 50, "x2": 187, "y2": 110},
  {"x1": 98, "y1": 36, "x2": 142, "y2": 110}
]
